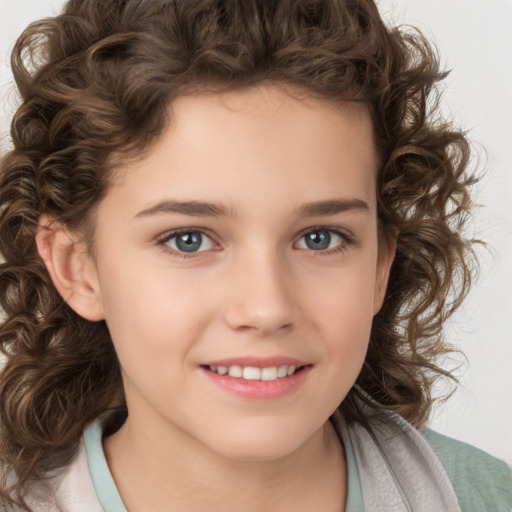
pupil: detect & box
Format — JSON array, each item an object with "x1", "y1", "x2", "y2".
[
  {"x1": 306, "y1": 230, "x2": 331, "y2": 250},
  {"x1": 176, "y1": 232, "x2": 202, "y2": 252}
]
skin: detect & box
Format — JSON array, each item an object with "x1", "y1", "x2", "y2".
[{"x1": 37, "y1": 85, "x2": 395, "y2": 511}]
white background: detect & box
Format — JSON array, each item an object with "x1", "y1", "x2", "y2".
[{"x1": 1, "y1": 0, "x2": 511, "y2": 464}]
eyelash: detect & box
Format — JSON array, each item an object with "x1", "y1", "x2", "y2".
[
  {"x1": 157, "y1": 228, "x2": 217, "y2": 259},
  {"x1": 156, "y1": 226, "x2": 355, "y2": 259},
  {"x1": 295, "y1": 226, "x2": 355, "y2": 257}
]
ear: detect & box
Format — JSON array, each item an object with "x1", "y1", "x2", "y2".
[
  {"x1": 36, "y1": 216, "x2": 105, "y2": 321},
  {"x1": 373, "y1": 234, "x2": 397, "y2": 315}
]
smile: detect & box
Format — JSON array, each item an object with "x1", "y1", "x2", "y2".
[
  {"x1": 207, "y1": 365, "x2": 300, "y2": 381},
  {"x1": 201, "y1": 359, "x2": 311, "y2": 399}
]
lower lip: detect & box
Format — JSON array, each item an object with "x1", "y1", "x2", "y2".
[{"x1": 201, "y1": 366, "x2": 311, "y2": 400}]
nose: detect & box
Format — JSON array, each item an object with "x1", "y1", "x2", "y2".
[{"x1": 223, "y1": 251, "x2": 299, "y2": 336}]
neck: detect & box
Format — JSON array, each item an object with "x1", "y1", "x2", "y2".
[{"x1": 103, "y1": 412, "x2": 347, "y2": 512}]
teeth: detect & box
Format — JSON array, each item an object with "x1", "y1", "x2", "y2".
[
  {"x1": 277, "y1": 365, "x2": 288, "y2": 378},
  {"x1": 208, "y1": 364, "x2": 301, "y2": 381},
  {"x1": 261, "y1": 367, "x2": 278, "y2": 381},
  {"x1": 228, "y1": 365, "x2": 243, "y2": 378},
  {"x1": 242, "y1": 367, "x2": 261, "y2": 380}
]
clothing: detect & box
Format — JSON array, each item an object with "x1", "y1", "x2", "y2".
[
  {"x1": 331, "y1": 404, "x2": 512, "y2": 512},
  {"x1": 14, "y1": 407, "x2": 512, "y2": 512}
]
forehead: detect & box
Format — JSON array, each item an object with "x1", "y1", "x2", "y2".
[
  {"x1": 168, "y1": 85, "x2": 375, "y2": 156},
  {"x1": 109, "y1": 85, "x2": 378, "y2": 215}
]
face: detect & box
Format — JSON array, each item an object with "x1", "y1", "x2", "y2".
[{"x1": 80, "y1": 86, "x2": 393, "y2": 461}]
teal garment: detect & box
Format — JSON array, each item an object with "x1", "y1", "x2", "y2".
[
  {"x1": 83, "y1": 421, "x2": 127, "y2": 511},
  {"x1": 422, "y1": 429, "x2": 512, "y2": 512},
  {"x1": 81, "y1": 419, "x2": 511, "y2": 512},
  {"x1": 340, "y1": 421, "x2": 365, "y2": 511}
]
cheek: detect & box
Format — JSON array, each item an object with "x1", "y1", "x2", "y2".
[
  {"x1": 307, "y1": 257, "x2": 377, "y2": 317},
  {"x1": 301, "y1": 259, "x2": 377, "y2": 360},
  {"x1": 96, "y1": 257, "x2": 219, "y2": 369}
]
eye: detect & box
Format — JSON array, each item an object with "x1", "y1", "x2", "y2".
[
  {"x1": 161, "y1": 230, "x2": 217, "y2": 254},
  {"x1": 295, "y1": 229, "x2": 348, "y2": 252}
]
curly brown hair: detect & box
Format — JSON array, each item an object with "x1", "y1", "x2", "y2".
[{"x1": 0, "y1": 0, "x2": 477, "y2": 508}]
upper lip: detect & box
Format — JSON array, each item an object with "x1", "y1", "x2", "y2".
[{"x1": 200, "y1": 356, "x2": 310, "y2": 368}]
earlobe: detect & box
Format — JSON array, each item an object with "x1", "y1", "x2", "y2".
[
  {"x1": 373, "y1": 236, "x2": 397, "y2": 315},
  {"x1": 36, "y1": 217, "x2": 105, "y2": 321}
]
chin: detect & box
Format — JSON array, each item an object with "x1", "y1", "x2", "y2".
[{"x1": 202, "y1": 423, "x2": 321, "y2": 463}]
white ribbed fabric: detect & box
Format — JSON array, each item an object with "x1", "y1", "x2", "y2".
[{"x1": 332, "y1": 404, "x2": 461, "y2": 512}]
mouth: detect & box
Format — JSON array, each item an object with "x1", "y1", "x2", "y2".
[
  {"x1": 203, "y1": 364, "x2": 306, "y2": 381},
  {"x1": 199, "y1": 358, "x2": 311, "y2": 399}
]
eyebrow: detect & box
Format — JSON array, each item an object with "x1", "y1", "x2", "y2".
[
  {"x1": 135, "y1": 198, "x2": 369, "y2": 219},
  {"x1": 298, "y1": 199, "x2": 369, "y2": 217},
  {"x1": 135, "y1": 200, "x2": 229, "y2": 218}
]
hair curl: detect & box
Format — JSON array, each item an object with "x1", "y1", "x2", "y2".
[{"x1": 1, "y1": 0, "x2": 477, "y2": 507}]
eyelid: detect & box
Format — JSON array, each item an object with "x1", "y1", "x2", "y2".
[
  {"x1": 294, "y1": 226, "x2": 355, "y2": 251},
  {"x1": 296, "y1": 226, "x2": 354, "y2": 242},
  {"x1": 156, "y1": 227, "x2": 220, "y2": 257},
  {"x1": 157, "y1": 227, "x2": 206, "y2": 242}
]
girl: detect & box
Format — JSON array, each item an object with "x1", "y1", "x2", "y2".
[{"x1": 0, "y1": 0, "x2": 510, "y2": 510}]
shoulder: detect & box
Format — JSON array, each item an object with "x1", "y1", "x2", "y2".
[{"x1": 422, "y1": 428, "x2": 512, "y2": 512}]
